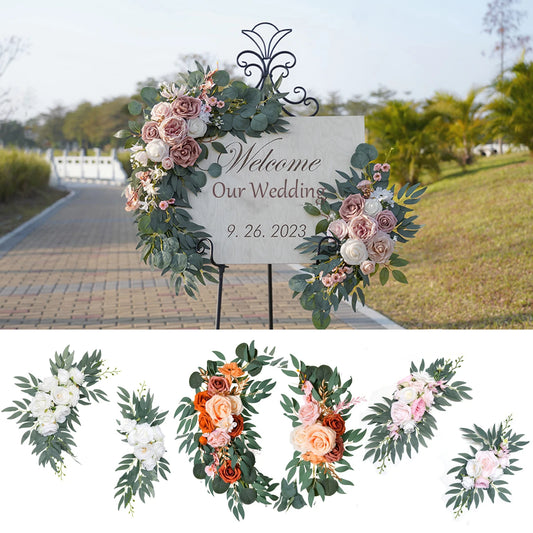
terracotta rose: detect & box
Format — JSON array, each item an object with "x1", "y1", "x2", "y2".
[
  {"x1": 323, "y1": 413, "x2": 346, "y2": 436},
  {"x1": 228, "y1": 414, "x2": 244, "y2": 438},
  {"x1": 218, "y1": 460, "x2": 242, "y2": 484}
]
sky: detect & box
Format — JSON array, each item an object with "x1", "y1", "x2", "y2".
[{"x1": 1, "y1": 0, "x2": 533, "y2": 121}]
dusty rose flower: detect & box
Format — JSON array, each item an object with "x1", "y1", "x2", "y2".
[
  {"x1": 161, "y1": 156, "x2": 174, "y2": 170},
  {"x1": 124, "y1": 185, "x2": 140, "y2": 212},
  {"x1": 339, "y1": 193, "x2": 365, "y2": 221},
  {"x1": 151, "y1": 102, "x2": 172, "y2": 122},
  {"x1": 390, "y1": 401, "x2": 412, "y2": 425},
  {"x1": 305, "y1": 423, "x2": 337, "y2": 456},
  {"x1": 158, "y1": 116, "x2": 188, "y2": 145},
  {"x1": 360, "y1": 260, "x2": 375, "y2": 275},
  {"x1": 367, "y1": 231, "x2": 395, "y2": 264},
  {"x1": 410, "y1": 397, "x2": 426, "y2": 422},
  {"x1": 169, "y1": 137, "x2": 201, "y2": 167},
  {"x1": 298, "y1": 399, "x2": 320, "y2": 426},
  {"x1": 207, "y1": 376, "x2": 230, "y2": 395},
  {"x1": 207, "y1": 428, "x2": 231, "y2": 448},
  {"x1": 171, "y1": 95, "x2": 202, "y2": 118},
  {"x1": 348, "y1": 214, "x2": 377, "y2": 242},
  {"x1": 376, "y1": 209, "x2": 398, "y2": 233},
  {"x1": 324, "y1": 436, "x2": 344, "y2": 463},
  {"x1": 141, "y1": 121, "x2": 160, "y2": 143},
  {"x1": 328, "y1": 219, "x2": 349, "y2": 240}
]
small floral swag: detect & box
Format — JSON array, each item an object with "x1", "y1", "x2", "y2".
[
  {"x1": 3, "y1": 347, "x2": 115, "y2": 476},
  {"x1": 289, "y1": 143, "x2": 426, "y2": 329},
  {"x1": 446, "y1": 415, "x2": 528, "y2": 518},
  {"x1": 116, "y1": 62, "x2": 288, "y2": 299},
  {"x1": 363, "y1": 357, "x2": 472, "y2": 472},
  {"x1": 115, "y1": 384, "x2": 170, "y2": 514},
  {"x1": 276, "y1": 356, "x2": 366, "y2": 511},
  {"x1": 175, "y1": 342, "x2": 286, "y2": 520}
]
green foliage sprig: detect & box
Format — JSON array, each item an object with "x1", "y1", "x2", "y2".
[
  {"x1": 362, "y1": 357, "x2": 472, "y2": 473},
  {"x1": 3, "y1": 347, "x2": 115, "y2": 476},
  {"x1": 175, "y1": 341, "x2": 285, "y2": 520},
  {"x1": 276, "y1": 356, "x2": 366, "y2": 511},
  {"x1": 289, "y1": 142, "x2": 426, "y2": 328},
  {"x1": 446, "y1": 415, "x2": 528, "y2": 518},
  {"x1": 115, "y1": 384, "x2": 170, "y2": 514}
]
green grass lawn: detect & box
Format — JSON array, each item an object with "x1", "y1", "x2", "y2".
[
  {"x1": 0, "y1": 186, "x2": 69, "y2": 238},
  {"x1": 365, "y1": 152, "x2": 533, "y2": 328}
]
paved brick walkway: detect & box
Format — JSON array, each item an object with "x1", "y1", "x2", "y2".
[{"x1": 0, "y1": 186, "x2": 397, "y2": 329}]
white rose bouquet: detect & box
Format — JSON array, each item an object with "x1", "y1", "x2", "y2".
[
  {"x1": 362, "y1": 357, "x2": 471, "y2": 472},
  {"x1": 446, "y1": 415, "x2": 528, "y2": 517},
  {"x1": 3, "y1": 347, "x2": 116, "y2": 476},
  {"x1": 115, "y1": 384, "x2": 170, "y2": 514}
]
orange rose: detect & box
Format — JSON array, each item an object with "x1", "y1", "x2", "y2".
[
  {"x1": 305, "y1": 423, "x2": 337, "y2": 456},
  {"x1": 302, "y1": 452, "x2": 327, "y2": 464},
  {"x1": 228, "y1": 415, "x2": 244, "y2": 438},
  {"x1": 194, "y1": 390, "x2": 212, "y2": 412},
  {"x1": 205, "y1": 395, "x2": 232, "y2": 424},
  {"x1": 198, "y1": 411, "x2": 215, "y2": 433},
  {"x1": 323, "y1": 413, "x2": 346, "y2": 436},
  {"x1": 218, "y1": 460, "x2": 242, "y2": 484},
  {"x1": 220, "y1": 362, "x2": 244, "y2": 378}
]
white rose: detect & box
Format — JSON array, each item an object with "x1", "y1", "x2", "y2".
[
  {"x1": 461, "y1": 476, "x2": 475, "y2": 490},
  {"x1": 67, "y1": 385, "x2": 80, "y2": 407},
  {"x1": 57, "y1": 369, "x2": 70, "y2": 385},
  {"x1": 30, "y1": 392, "x2": 53, "y2": 416},
  {"x1": 142, "y1": 457, "x2": 157, "y2": 471},
  {"x1": 69, "y1": 367, "x2": 85, "y2": 385},
  {"x1": 54, "y1": 405, "x2": 71, "y2": 424},
  {"x1": 340, "y1": 238, "x2": 368, "y2": 266},
  {"x1": 145, "y1": 139, "x2": 169, "y2": 162},
  {"x1": 133, "y1": 423, "x2": 154, "y2": 445},
  {"x1": 227, "y1": 395, "x2": 243, "y2": 415},
  {"x1": 37, "y1": 413, "x2": 59, "y2": 436},
  {"x1": 363, "y1": 198, "x2": 383, "y2": 218},
  {"x1": 401, "y1": 419, "x2": 417, "y2": 433},
  {"x1": 134, "y1": 444, "x2": 155, "y2": 462},
  {"x1": 396, "y1": 386, "x2": 418, "y2": 404},
  {"x1": 39, "y1": 376, "x2": 58, "y2": 393},
  {"x1": 466, "y1": 458, "x2": 482, "y2": 478},
  {"x1": 152, "y1": 441, "x2": 166, "y2": 459},
  {"x1": 188, "y1": 117, "x2": 208, "y2": 138},
  {"x1": 118, "y1": 417, "x2": 137, "y2": 435},
  {"x1": 51, "y1": 386, "x2": 71, "y2": 406},
  {"x1": 490, "y1": 467, "x2": 504, "y2": 480},
  {"x1": 151, "y1": 425, "x2": 164, "y2": 442},
  {"x1": 133, "y1": 150, "x2": 148, "y2": 166}
]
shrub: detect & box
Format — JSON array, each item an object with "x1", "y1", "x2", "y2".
[{"x1": 116, "y1": 150, "x2": 132, "y2": 177}]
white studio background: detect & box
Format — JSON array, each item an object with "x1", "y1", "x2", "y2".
[{"x1": 0, "y1": 330, "x2": 531, "y2": 533}]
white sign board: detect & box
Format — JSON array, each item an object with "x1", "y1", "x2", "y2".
[{"x1": 190, "y1": 116, "x2": 365, "y2": 264}]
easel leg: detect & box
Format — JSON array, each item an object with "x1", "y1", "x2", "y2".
[
  {"x1": 215, "y1": 264, "x2": 227, "y2": 330},
  {"x1": 268, "y1": 264, "x2": 273, "y2": 329}
]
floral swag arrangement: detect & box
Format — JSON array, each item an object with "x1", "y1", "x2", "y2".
[
  {"x1": 289, "y1": 143, "x2": 425, "y2": 329},
  {"x1": 446, "y1": 415, "x2": 527, "y2": 517},
  {"x1": 3, "y1": 347, "x2": 115, "y2": 476},
  {"x1": 276, "y1": 356, "x2": 366, "y2": 511},
  {"x1": 363, "y1": 357, "x2": 472, "y2": 472},
  {"x1": 116, "y1": 63, "x2": 287, "y2": 298},
  {"x1": 115, "y1": 384, "x2": 170, "y2": 514},
  {"x1": 175, "y1": 342, "x2": 285, "y2": 520}
]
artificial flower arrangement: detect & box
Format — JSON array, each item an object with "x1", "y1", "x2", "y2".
[
  {"x1": 276, "y1": 356, "x2": 366, "y2": 511},
  {"x1": 362, "y1": 357, "x2": 472, "y2": 472},
  {"x1": 2, "y1": 347, "x2": 115, "y2": 476},
  {"x1": 289, "y1": 143, "x2": 425, "y2": 328},
  {"x1": 116, "y1": 63, "x2": 288, "y2": 298},
  {"x1": 115, "y1": 383, "x2": 170, "y2": 514},
  {"x1": 175, "y1": 341, "x2": 284, "y2": 520},
  {"x1": 446, "y1": 415, "x2": 527, "y2": 517}
]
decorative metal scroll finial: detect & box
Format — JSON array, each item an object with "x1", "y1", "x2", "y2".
[{"x1": 236, "y1": 22, "x2": 320, "y2": 116}]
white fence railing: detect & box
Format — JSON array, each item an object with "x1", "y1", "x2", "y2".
[{"x1": 46, "y1": 149, "x2": 127, "y2": 185}]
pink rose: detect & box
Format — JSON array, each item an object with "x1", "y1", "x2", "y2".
[
  {"x1": 360, "y1": 260, "x2": 375, "y2": 275},
  {"x1": 171, "y1": 95, "x2": 202, "y2": 118},
  {"x1": 207, "y1": 428, "x2": 231, "y2": 448},
  {"x1": 169, "y1": 137, "x2": 201, "y2": 168},
  {"x1": 328, "y1": 219, "x2": 349, "y2": 240},
  {"x1": 475, "y1": 450, "x2": 500, "y2": 478},
  {"x1": 161, "y1": 156, "x2": 174, "y2": 170},
  {"x1": 158, "y1": 116, "x2": 188, "y2": 146},
  {"x1": 410, "y1": 397, "x2": 426, "y2": 422},
  {"x1": 141, "y1": 121, "x2": 160, "y2": 143},
  {"x1": 302, "y1": 380, "x2": 313, "y2": 399},
  {"x1": 474, "y1": 477, "x2": 490, "y2": 489},
  {"x1": 397, "y1": 375, "x2": 413, "y2": 387},
  {"x1": 347, "y1": 214, "x2": 378, "y2": 242},
  {"x1": 390, "y1": 401, "x2": 412, "y2": 425},
  {"x1": 339, "y1": 194, "x2": 365, "y2": 221},
  {"x1": 298, "y1": 399, "x2": 320, "y2": 426},
  {"x1": 367, "y1": 231, "x2": 395, "y2": 263},
  {"x1": 151, "y1": 102, "x2": 172, "y2": 122},
  {"x1": 422, "y1": 389, "x2": 434, "y2": 407},
  {"x1": 376, "y1": 210, "x2": 397, "y2": 233}
]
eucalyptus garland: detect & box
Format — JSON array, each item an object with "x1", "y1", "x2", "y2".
[
  {"x1": 3, "y1": 347, "x2": 116, "y2": 476},
  {"x1": 116, "y1": 63, "x2": 288, "y2": 298},
  {"x1": 446, "y1": 415, "x2": 528, "y2": 517},
  {"x1": 363, "y1": 357, "x2": 472, "y2": 472},
  {"x1": 175, "y1": 341, "x2": 285, "y2": 520},
  {"x1": 276, "y1": 356, "x2": 366, "y2": 511},
  {"x1": 289, "y1": 142, "x2": 425, "y2": 329}
]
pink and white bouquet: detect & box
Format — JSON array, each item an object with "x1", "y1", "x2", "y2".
[
  {"x1": 3, "y1": 347, "x2": 113, "y2": 476},
  {"x1": 446, "y1": 416, "x2": 527, "y2": 517},
  {"x1": 363, "y1": 357, "x2": 471, "y2": 472}
]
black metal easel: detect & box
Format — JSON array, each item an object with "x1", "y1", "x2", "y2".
[{"x1": 205, "y1": 22, "x2": 320, "y2": 329}]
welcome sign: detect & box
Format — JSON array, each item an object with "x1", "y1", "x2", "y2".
[{"x1": 190, "y1": 116, "x2": 365, "y2": 264}]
